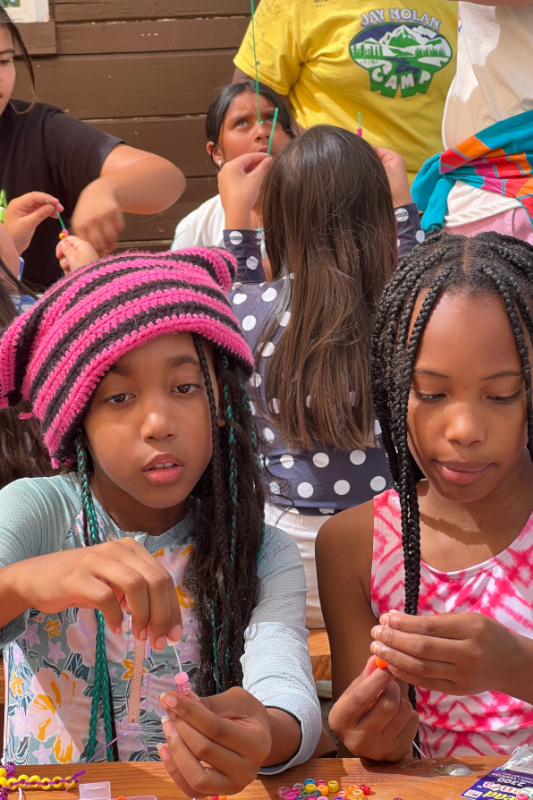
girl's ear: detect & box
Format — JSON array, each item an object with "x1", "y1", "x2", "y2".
[{"x1": 208, "y1": 141, "x2": 224, "y2": 168}]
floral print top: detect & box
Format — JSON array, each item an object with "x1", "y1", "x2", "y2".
[{"x1": 1, "y1": 474, "x2": 321, "y2": 768}]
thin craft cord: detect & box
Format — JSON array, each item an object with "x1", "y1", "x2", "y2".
[
  {"x1": 45, "y1": 199, "x2": 67, "y2": 231},
  {"x1": 267, "y1": 107, "x2": 279, "y2": 155},
  {"x1": 357, "y1": 112, "x2": 363, "y2": 137},
  {"x1": 250, "y1": 0, "x2": 263, "y2": 125}
]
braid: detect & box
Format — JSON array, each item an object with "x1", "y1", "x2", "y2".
[
  {"x1": 372, "y1": 231, "x2": 533, "y2": 723},
  {"x1": 186, "y1": 338, "x2": 264, "y2": 696},
  {"x1": 75, "y1": 435, "x2": 115, "y2": 761}
]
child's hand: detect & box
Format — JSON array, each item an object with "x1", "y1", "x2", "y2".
[
  {"x1": 71, "y1": 180, "x2": 125, "y2": 257},
  {"x1": 370, "y1": 610, "x2": 518, "y2": 696},
  {"x1": 328, "y1": 656, "x2": 419, "y2": 762},
  {"x1": 218, "y1": 152, "x2": 273, "y2": 230},
  {"x1": 3, "y1": 192, "x2": 64, "y2": 255},
  {"x1": 158, "y1": 686, "x2": 272, "y2": 797},
  {"x1": 10, "y1": 538, "x2": 182, "y2": 649},
  {"x1": 373, "y1": 147, "x2": 412, "y2": 209},
  {"x1": 55, "y1": 235, "x2": 99, "y2": 275}
]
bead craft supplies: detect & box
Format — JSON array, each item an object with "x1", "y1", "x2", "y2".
[
  {"x1": 375, "y1": 657, "x2": 388, "y2": 669},
  {"x1": 276, "y1": 781, "x2": 370, "y2": 800},
  {"x1": 461, "y1": 745, "x2": 533, "y2": 798},
  {"x1": 267, "y1": 107, "x2": 279, "y2": 155}
]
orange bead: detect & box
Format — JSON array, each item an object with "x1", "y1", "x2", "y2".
[
  {"x1": 375, "y1": 657, "x2": 388, "y2": 669},
  {"x1": 59, "y1": 230, "x2": 68, "y2": 240}
]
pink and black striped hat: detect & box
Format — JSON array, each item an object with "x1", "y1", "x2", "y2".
[{"x1": 0, "y1": 248, "x2": 254, "y2": 465}]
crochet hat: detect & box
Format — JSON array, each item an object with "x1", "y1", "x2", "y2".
[{"x1": 0, "y1": 248, "x2": 254, "y2": 465}]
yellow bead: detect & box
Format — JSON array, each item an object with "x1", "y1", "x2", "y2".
[
  {"x1": 0, "y1": 770, "x2": 6, "y2": 779},
  {"x1": 29, "y1": 776, "x2": 41, "y2": 786},
  {"x1": 7, "y1": 778, "x2": 17, "y2": 787},
  {"x1": 68, "y1": 780, "x2": 77, "y2": 789},
  {"x1": 41, "y1": 778, "x2": 52, "y2": 791},
  {"x1": 327, "y1": 783, "x2": 339, "y2": 794},
  {"x1": 18, "y1": 776, "x2": 29, "y2": 783},
  {"x1": 305, "y1": 786, "x2": 317, "y2": 794},
  {"x1": 0, "y1": 779, "x2": 7, "y2": 788}
]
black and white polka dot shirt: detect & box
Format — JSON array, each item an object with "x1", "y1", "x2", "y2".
[{"x1": 226, "y1": 204, "x2": 423, "y2": 515}]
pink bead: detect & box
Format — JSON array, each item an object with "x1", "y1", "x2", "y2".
[
  {"x1": 175, "y1": 671, "x2": 189, "y2": 685},
  {"x1": 516, "y1": 794, "x2": 529, "y2": 800}
]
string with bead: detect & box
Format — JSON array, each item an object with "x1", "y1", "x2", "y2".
[
  {"x1": 45, "y1": 199, "x2": 68, "y2": 239},
  {"x1": 0, "y1": 732, "x2": 131, "y2": 796},
  {"x1": 356, "y1": 112, "x2": 363, "y2": 138},
  {"x1": 172, "y1": 644, "x2": 192, "y2": 696}
]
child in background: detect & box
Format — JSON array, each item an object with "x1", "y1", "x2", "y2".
[
  {"x1": 0, "y1": 249, "x2": 322, "y2": 789},
  {"x1": 171, "y1": 80, "x2": 294, "y2": 254},
  {"x1": 0, "y1": 245, "x2": 54, "y2": 488},
  {"x1": 317, "y1": 232, "x2": 533, "y2": 760},
  {"x1": 0, "y1": 7, "x2": 185, "y2": 288},
  {"x1": 218, "y1": 125, "x2": 421, "y2": 628}
]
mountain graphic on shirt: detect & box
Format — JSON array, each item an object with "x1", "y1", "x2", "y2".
[{"x1": 349, "y1": 22, "x2": 453, "y2": 98}]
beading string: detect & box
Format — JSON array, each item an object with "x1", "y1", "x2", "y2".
[
  {"x1": 45, "y1": 200, "x2": 67, "y2": 231},
  {"x1": 267, "y1": 107, "x2": 279, "y2": 155},
  {"x1": 357, "y1": 112, "x2": 363, "y2": 137},
  {"x1": 250, "y1": 0, "x2": 263, "y2": 125}
]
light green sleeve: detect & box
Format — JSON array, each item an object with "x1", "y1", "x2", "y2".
[{"x1": 0, "y1": 475, "x2": 81, "y2": 646}]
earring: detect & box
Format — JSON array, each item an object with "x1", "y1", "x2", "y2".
[{"x1": 218, "y1": 160, "x2": 223, "y2": 167}]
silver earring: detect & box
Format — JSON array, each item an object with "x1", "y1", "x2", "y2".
[{"x1": 218, "y1": 160, "x2": 223, "y2": 167}]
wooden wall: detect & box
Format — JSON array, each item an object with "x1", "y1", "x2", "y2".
[{"x1": 14, "y1": 1, "x2": 253, "y2": 250}]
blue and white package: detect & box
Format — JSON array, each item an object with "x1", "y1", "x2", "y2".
[{"x1": 462, "y1": 746, "x2": 533, "y2": 799}]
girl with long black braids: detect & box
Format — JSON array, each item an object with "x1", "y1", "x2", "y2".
[
  {"x1": 0, "y1": 248, "x2": 322, "y2": 788},
  {"x1": 318, "y1": 231, "x2": 533, "y2": 761}
]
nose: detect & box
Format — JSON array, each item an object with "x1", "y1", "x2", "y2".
[
  {"x1": 254, "y1": 119, "x2": 268, "y2": 141},
  {"x1": 444, "y1": 402, "x2": 486, "y2": 447},
  {"x1": 140, "y1": 395, "x2": 178, "y2": 442}
]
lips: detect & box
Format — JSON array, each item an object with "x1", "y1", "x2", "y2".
[
  {"x1": 436, "y1": 460, "x2": 492, "y2": 485},
  {"x1": 143, "y1": 453, "x2": 182, "y2": 471},
  {"x1": 143, "y1": 454, "x2": 183, "y2": 486}
]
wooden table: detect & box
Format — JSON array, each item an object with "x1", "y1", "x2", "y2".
[
  {"x1": 18, "y1": 757, "x2": 503, "y2": 800},
  {"x1": 308, "y1": 631, "x2": 331, "y2": 682}
]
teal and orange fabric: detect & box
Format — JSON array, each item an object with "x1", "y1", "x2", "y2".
[{"x1": 412, "y1": 109, "x2": 533, "y2": 232}]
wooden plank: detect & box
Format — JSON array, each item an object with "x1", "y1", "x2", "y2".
[
  {"x1": 53, "y1": 1, "x2": 251, "y2": 23},
  {"x1": 14, "y1": 51, "x2": 236, "y2": 118},
  {"x1": 121, "y1": 176, "x2": 218, "y2": 241},
  {"x1": 91, "y1": 117, "x2": 217, "y2": 178},
  {"x1": 308, "y1": 629, "x2": 331, "y2": 682},
  {"x1": 17, "y1": 21, "x2": 57, "y2": 55},
  {"x1": 57, "y1": 18, "x2": 248, "y2": 55}
]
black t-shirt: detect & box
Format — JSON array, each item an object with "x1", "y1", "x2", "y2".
[{"x1": 0, "y1": 100, "x2": 123, "y2": 288}]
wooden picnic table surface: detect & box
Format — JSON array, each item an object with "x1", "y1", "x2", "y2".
[{"x1": 15, "y1": 756, "x2": 503, "y2": 800}]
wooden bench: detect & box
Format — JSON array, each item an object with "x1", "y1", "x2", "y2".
[{"x1": 308, "y1": 628, "x2": 331, "y2": 682}]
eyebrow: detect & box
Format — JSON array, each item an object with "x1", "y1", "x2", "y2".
[
  {"x1": 108, "y1": 355, "x2": 201, "y2": 376},
  {"x1": 0, "y1": 49, "x2": 15, "y2": 55},
  {"x1": 414, "y1": 368, "x2": 523, "y2": 380}
]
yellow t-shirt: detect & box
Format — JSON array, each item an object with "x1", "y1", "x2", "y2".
[{"x1": 234, "y1": 0, "x2": 457, "y2": 182}]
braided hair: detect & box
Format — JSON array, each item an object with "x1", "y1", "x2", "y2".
[
  {"x1": 74, "y1": 336, "x2": 265, "y2": 757},
  {"x1": 372, "y1": 230, "x2": 533, "y2": 709}
]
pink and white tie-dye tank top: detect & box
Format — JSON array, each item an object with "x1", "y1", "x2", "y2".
[{"x1": 371, "y1": 489, "x2": 533, "y2": 758}]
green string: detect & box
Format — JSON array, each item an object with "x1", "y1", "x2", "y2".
[
  {"x1": 267, "y1": 107, "x2": 279, "y2": 155},
  {"x1": 250, "y1": 0, "x2": 263, "y2": 125},
  {"x1": 45, "y1": 199, "x2": 67, "y2": 231}
]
